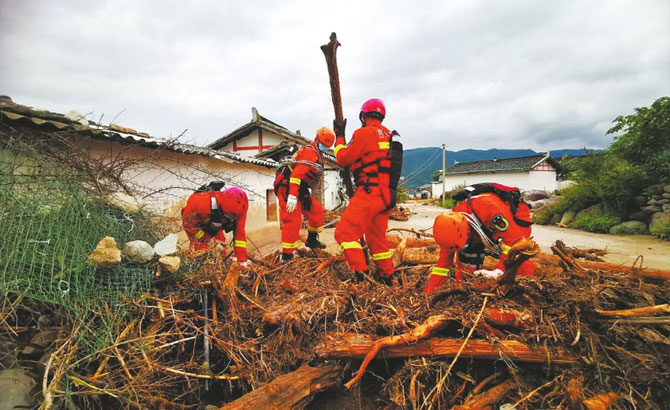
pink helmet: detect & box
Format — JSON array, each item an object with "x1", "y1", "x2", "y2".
[
  {"x1": 219, "y1": 187, "x2": 248, "y2": 220},
  {"x1": 360, "y1": 98, "x2": 386, "y2": 122}
]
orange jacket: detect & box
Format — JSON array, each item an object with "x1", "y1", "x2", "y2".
[
  {"x1": 181, "y1": 191, "x2": 247, "y2": 261},
  {"x1": 274, "y1": 143, "x2": 323, "y2": 198},
  {"x1": 334, "y1": 119, "x2": 391, "y2": 191}
]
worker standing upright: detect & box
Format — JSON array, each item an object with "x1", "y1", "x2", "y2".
[
  {"x1": 333, "y1": 98, "x2": 403, "y2": 284},
  {"x1": 181, "y1": 184, "x2": 250, "y2": 265},
  {"x1": 424, "y1": 183, "x2": 534, "y2": 293},
  {"x1": 274, "y1": 127, "x2": 335, "y2": 261}
]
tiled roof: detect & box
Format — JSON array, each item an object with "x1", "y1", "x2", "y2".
[
  {"x1": 0, "y1": 97, "x2": 277, "y2": 169},
  {"x1": 253, "y1": 141, "x2": 338, "y2": 167},
  {"x1": 207, "y1": 107, "x2": 311, "y2": 150},
  {"x1": 444, "y1": 153, "x2": 563, "y2": 175}
]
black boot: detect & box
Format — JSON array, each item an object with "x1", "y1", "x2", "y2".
[
  {"x1": 352, "y1": 270, "x2": 368, "y2": 283},
  {"x1": 305, "y1": 232, "x2": 326, "y2": 249},
  {"x1": 281, "y1": 252, "x2": 293, "y2": 262},
  {"x1": 374, "y1": 272, "x2": 398, "y2": 286}
]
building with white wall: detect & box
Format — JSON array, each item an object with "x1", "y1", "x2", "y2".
[
  {"x1": 208, "y1": 107, "x2": 343, "y2": 210},
  {"x1": 431, "y1": 153, "x2": 564, "y2": 197}
]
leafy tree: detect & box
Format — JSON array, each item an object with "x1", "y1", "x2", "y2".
[
  {"x1": 608, "y1": 96, "x2": 670, "y2": 181},
  {"x1": 431, "y1": 169, "x2": 441, "y2": 181}
]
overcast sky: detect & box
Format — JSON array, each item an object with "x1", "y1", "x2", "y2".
[{"x1": 1, "y1": 0, "x2": 668, "y2": 151}]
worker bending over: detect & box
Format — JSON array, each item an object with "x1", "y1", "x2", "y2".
[
  {"x1": 333, "y1": 98, "x2": 403, "y2": 284},
  {"x1": 424, "y1": 183, "x2": 534, "y2": 293},
  {"x1": 182, "y1": 184, "x2": 249, "y2": 265},
  {"x1": 274, "y1": 127, "x2": 335, "y2": 261}
]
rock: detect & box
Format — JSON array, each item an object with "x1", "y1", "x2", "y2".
[
  {"x1": 159, "y1": 256, "x2": 181, "y2": 273},
  {"x1": 0, "y1": 338, "x2": 18, "y2": 368},
  {"x1": 87, "y1": 236, "x2": 121, "y2": 266},
  {"x1": 648, "y1": 199, "x2": 659, "y2": 206},
  {"x1": 575, "y1": 203, "x2": 604, "y2": 220},
  {"x1": 20, "y1": 329, "x2": 63, "y2": 357},
  {"x1": 663, "y1": 192, "x2": 670, "y2": 199},
  {"x1": 545, "y1": 196, "x2": 561, "y2": 208},
  {"x1": 665, "y1": 184, "x2": 670, "y2": 193},
  {"x1": 657, "y1": 199, "x2": 668, "y2": 206},
  {"x1": 649, "y1": 212, "x2": 670, "y2": 235},
  {"x1": 560, "y1": 210, "x2": 577, "y2": 226},
  {"x1": 0, "y1": 368, "x2": 35, "y2": 410},
  {"x1": 642, "y1": 205, "x2": 661, "y2": 216},
  {"x1": 107, "y1": 192, "x2": 145, "y2": 213},
  {"x1": 557, "y1": 180, "x2": 575, "y2": 192},
  {"x1": 123, "y1": 240, "x2": 154, "y2": 264},
  {"x1": 664, "y1": 203, "x2": 670, "y2": 215},
  {"x1": 646, "y1": 184, "x2": 665, "y2": 196},
  {"x1": 154, "y1": 234, "x2": 178, "y2": 256},
  {"x1": 523, "y1": 190, "x2": 550, "y2": 202},
  {"x1": 629, "y1": 211, "x2": 649, "y2": 223},
  {"x1": 609, "y1": 221, "x2": 648, "y2": 235},
  {"x1": 633, "y1": 196, "x2": 648, "y2": 208},
  {"x1": 176, "y1": 230, "x2": 190, "y2": 252},
  {"x1": 651, "y1": 195, "x2": 662, "y2": 201}
]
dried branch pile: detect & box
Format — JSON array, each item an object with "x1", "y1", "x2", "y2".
[{"x1": 13, "y1": 240, "x2": 670, "y2": 409}]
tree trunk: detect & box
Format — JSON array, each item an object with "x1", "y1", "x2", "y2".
[
  {"x1": 218, "y1": 363, "x2": 342, "y2": 410},
  {"x1": 316, "y1": 333, "x2": 577, "y2": 364}
]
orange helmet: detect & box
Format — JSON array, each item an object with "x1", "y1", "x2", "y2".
[
  {"x1": 315, "y1": 126, "x2": 335, "y2": 148},
  {"x1": 433, "y1": 212, "x2": 469, "y2": 251},
  {"x1": 218, "y1": 187, "x2": 248, "y2": 220}
]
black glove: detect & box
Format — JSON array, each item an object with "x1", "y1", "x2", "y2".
[{"x1": 333, "y1": 118, "x2": 347, "y2": 137}]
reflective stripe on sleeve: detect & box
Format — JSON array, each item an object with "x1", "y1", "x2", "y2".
[
  {"x1": 378, "y1": 142, "x2": 390, "y2": 150},
  {"x1": 431, "y1": 267, "x2": 451, "y2": 277},
  {"x1": 372, "y1": 251, "x2": 392, "y2": 261},
  {"x1": 501, "y1": 243, "x2": 511, "y2": 255},
  {"x1": 195, "y1": 230, "x2": 205, "y2": 239},
  {"x1": 289, "y1": 177, "x2": 301, "y2": 185},
  {"x1": 234, "y1": 240, "x2": 247, "y2": 248},
  {"x1": 340, "y1": 241, "x2": 362, "y2": 250},
  {"x1": 334, "y1": 144, "x2": 345, "y2": 156}
]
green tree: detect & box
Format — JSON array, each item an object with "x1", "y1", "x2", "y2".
[
  {"x1": 607, "y1": 96, "x2": 670, "y2": 181},
  {"x1": 431, "y1": 169, "x2": 441, "y2": 181}
]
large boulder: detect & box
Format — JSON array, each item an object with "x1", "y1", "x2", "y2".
[
  {"x1": 642, "y1": 205, "x2": 661, "y2": 216},
  {"x1": 646, "y1": 184, "x2": 665, "y2": 196},
  {"x1": 0, "y1": 368, "x2": 35, "y2": 410},
  {"x1": 523, "y1": 190, "x2": 550, "y2": 202},
  {"x1": 575, "y1": 203, "x2": 604, "y2": 220},
  {"x1": 87, "y1": 237, "x2": 121, "y2": 266},
  {"x1": 154, "y1": 234, "x2": 178, "y2": 256},
  {"x1": 628, "y1": 211, "x2": 649, "y2": 223},
  {"x1": 123, "y1": 240, "x2": 154, "y2": 264},
  {"x1": 560, "y1": 210, "x2": 577, "y2": 225},
  {"x1": 609, "y1": 221, "x2": 648, "y2": 235},
  {"x1": 649, "y1": 212, "x2": 670, "y2": 236},
  {"x1": 557, "y1": 180, "x2": 576, "y2": 192},
  {"x1": 633, "y1": 196, "x2": 648, "y2": 208}
]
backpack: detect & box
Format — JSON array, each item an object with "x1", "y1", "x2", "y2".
[
  {"x1": 452, "y1": 183, "x2": 532, "y2": 227},
  {"x1": 196, "y1": 181, "x2": 226, "y2": 193}
]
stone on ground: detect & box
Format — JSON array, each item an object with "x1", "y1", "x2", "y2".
[
  {"x1": 87, "y1": 236, "x2": 121, "y2": 266},
  {"x1": 123, "y1": 240, "x2": 154, "y2": 264},
  {"x1": 0, "y1": 368, "x2": 35, "y2": 410},
  {"x1": 609, "y1": 221, "x2": 648, "y2": 235},
  {"x1": 154, "y1": 234, "x2": 178, "y2": 256},
  {"x1": 159, "y1": 256, "x2": 181, "y2": 273}
]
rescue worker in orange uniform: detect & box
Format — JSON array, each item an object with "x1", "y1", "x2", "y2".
[
  {"x1": 424, "y1": 185, "x2": 534, "y2": 293},
  {"x1": 333, "y1": 99, "x2": 399, "y2": 284},
  {"x1": 181, "y1": 185, "x2": 250, "y2": 265},
  {"x1": 273, "y1": 127, "x2": 335, "y2": 261}
]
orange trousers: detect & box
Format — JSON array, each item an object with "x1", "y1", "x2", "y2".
[
  {"x1": 277, "y1": 187, "x2": 324, "y2": 255},
  {"x1": 334, "y1": 187, "x2": 394, "y2": 277}
]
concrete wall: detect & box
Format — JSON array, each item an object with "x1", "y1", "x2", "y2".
[{"x1": 432, "y1": 169, "x2": 557, "y2": 197}]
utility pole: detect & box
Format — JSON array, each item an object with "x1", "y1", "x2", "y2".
[{"x1": 441, "y1": 144, "x2": 446, "y2": 205}]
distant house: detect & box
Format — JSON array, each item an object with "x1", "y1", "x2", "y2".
[
  {"x1": 0, "y1": 97, "x2": 281, "y2": 240},
  {"x1": 208, "y1": 108, "x2": 343, "y2": 210},
  {"x1": 432, "y1": 153, "x2": 564, "y2": 197}
]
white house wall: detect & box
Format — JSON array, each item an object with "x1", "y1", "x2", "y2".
[
  {"x1": 323, "y1": 169, "x2": 342, "y2": 210},
  {"x1": 218, "y1": 130, "x2": 284, "y2": 158},
  {"x1": 77, "y1": 137, "x2": 279, "y2": 243},
  {"x1": 431, "y1": 169, "x2": 557, "y2": 197}
]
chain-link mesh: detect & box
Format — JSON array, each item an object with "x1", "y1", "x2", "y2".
[{"x1": 0, "y1": 170, "x2": 157, "y2": 351}]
